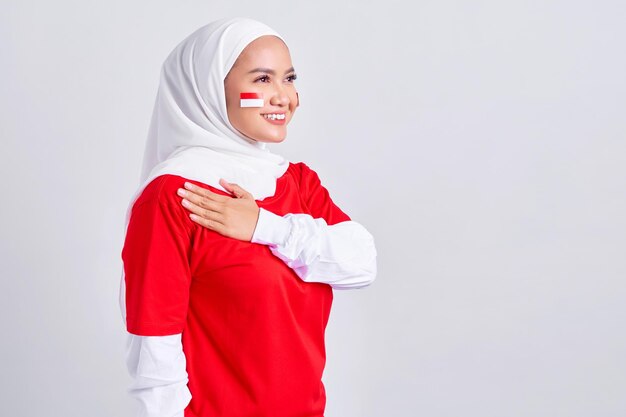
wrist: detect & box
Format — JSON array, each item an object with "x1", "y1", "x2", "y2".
[{"x1": 250, "y1": 207, "x2": 291, "y2": 246}]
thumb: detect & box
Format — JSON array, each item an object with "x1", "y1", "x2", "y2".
[{"x1": 220, "y1": 179, "x2": 252, "y2": 199}]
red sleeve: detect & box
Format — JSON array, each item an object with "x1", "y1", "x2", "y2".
[
  {"x1": 121, "y1": 175, "x2": 194, "y2": 336},
  {"x1": 296, "y1": 162, "x2": 351, "y2": 226}
]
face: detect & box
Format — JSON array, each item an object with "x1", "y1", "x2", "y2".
[{"x1": 224, "y1": 35, "x2": 298, "y2": 143}]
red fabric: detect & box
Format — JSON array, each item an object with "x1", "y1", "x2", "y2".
[{"x1": 122, "y1": 162, "x2": 350, "y2": 417}]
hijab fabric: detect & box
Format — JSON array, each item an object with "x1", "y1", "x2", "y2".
[{"x1": 119, "y1": 17, "x2": 291, "y2": 324}]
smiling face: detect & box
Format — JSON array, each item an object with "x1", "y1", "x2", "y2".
[{"x1": 224, "y1": 35, "x2": 298, "y2": 143}]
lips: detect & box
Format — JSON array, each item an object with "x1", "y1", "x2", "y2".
[{"x1": 260, "y1": 113, "x2": 287, "y2": 125}]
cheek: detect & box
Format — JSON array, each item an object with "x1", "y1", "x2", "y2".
[
  {"x1": 228, "y1": 105, "x2": 263, "y2": 134},
  {"x1": 289, "y1": 90, "x2": 299, "y2": 108},
  {"x1": 229, "y1": 108, "x2": 253, "y2": 131},
  {"x1": 225, "y1": 96, "x2": 245, "y2": 128},
  {"x1": 224, "y1": 79, "x2": 244, "y2": 111},
  {"x1": 239, "y1": 92, "x2": 265, "y2": 108},
  {"x1": 225, "y1": 92, "x2": 237, "y2": 118}
]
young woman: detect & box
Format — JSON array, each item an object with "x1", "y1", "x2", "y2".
[{"x1": 119, "y1": 17, "x2": 377, "y2": 417}]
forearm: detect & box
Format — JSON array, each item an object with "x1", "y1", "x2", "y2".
[
  {"x1": 126, "y1": 333, "x2": 192, "y2": 417},
  {"x1": 251, "y1": 207, "x2": 377, "y2": 289}
]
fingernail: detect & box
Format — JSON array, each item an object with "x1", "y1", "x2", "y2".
[
  {"x1": 177, "y1": 188, "x2": 187, "y2": 197},
  {"x1": 181, "y1": 199, "x2": 190, "y2": 207},
  {"x1": 184, "y1": 182, "x2": 194, "y2": 190}
]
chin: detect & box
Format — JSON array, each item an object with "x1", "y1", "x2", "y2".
[
  {"x1": 257, "y1": 136, "x2": 287, "y2": 144},
  {"x1": 250, "y1": 130, "x2": 287, "y2": 143}
]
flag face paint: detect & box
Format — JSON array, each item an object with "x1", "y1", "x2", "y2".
[{"x1": 240, "y1": 92, "x2": 264, "y2": 108}]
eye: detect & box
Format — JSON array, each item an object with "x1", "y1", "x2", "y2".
[
  {"x1": 286, "y1": 74, "x2": 298, "y2": 82},
  {"x1": 255, "y1": 75, "x2": 270, "y2": 83}
]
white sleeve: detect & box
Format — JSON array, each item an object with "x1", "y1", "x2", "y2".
[
  {"x1": 125, "y1": 332, "x2": 192, "y2": 417},
  {"x1": 251, "y1": 207, "x2": 377, "y2": 290}
]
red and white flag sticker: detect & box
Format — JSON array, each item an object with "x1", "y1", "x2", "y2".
[{"x1": 240, "y1": 92, "x2": 264, "y2": 108}]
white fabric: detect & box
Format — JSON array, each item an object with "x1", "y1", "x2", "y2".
[
  {"x1": 126, "y1": 333, "x2": 191, "y2": 417},
  {"x1": 252, "y1": 208, "x2": 378, "y2": 289},
  {"x1": 119, "y1": 17, "x2": 290, "y2": 326},
  {"x1": 127, "y1": 207, "x2": 377, "y2": 416},
  {"x1": 139, "y1": 17, "x2": 289, "y2": 199}
]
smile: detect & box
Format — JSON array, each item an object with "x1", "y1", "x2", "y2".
[{"x1": 262, "y1": 113, "x2": 286, "y2": 120}]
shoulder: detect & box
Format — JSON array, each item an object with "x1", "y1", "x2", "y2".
[
  {"x1": 288, "y1": 161, "x2": 322, "y2": 187},
  {"x1": 289, "y1": 160, "x2": 315, "y2": 175},
  {"x1": 288, "y1": 161, "x2": 330, "y2": 206},
  {"x1": 129, "y1": 175, "x2": 197, "y2": 236},
  {"x1": 133, "y1": 174, "x2": 189, "y2": 208},
  {"x1": 135, "y1": 174, "x2": 232, "y2": 206},
  {"x1": 289, "y1": 161, "x2": 351, "y2": 223}
]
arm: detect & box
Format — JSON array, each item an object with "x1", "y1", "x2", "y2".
[
  {"x1": 251, "y1": 207, "x2": 377, "y2": 289},
  {"x1": 121, "y1": 176, "x2": 196, "y2": 415},
  {"x1": 251, "y1": 162, "x2": 377, "y2": 289},
  {"x1": 126, "y1": 333, "x2": 191, "y2": 417},
  {"x1": 174, "y1": 164, "x2": 378, "y2": 289}
]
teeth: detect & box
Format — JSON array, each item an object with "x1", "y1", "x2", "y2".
[{"x1": 263, "y1": 113, "x2": 285, "y2": 120}]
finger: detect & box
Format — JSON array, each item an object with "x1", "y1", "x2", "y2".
[
  {"x1": 183, "y1": 182, "x2": 230, "y2": 203},
  {"x1": 218, "y1": 178, "x2": 250, "y2": 199},
  {"x1": 229, "y1": 184, "x2": 253, "y2": 199},
  {"x1": 218, "y1": 178, "x2": 238, "y2": 197},
  {"x1": 189, "y1": 213, "x2": 227, "y2": 233},
  {"x1": 179, "y1": 188, "x2": 226, "y2": 213},
  {"x1": 181, "y1": 198, "x2": 225, "y2": 225}
]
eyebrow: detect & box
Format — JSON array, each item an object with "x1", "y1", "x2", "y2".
[{"x1": 247, "y1": 67, "x2": 296, "y2": 75}]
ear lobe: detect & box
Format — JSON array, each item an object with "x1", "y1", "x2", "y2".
[{"x1": 296, "y1": 92, "x2": 300, "y2": 107}]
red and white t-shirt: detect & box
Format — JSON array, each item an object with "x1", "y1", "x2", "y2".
[{"x1": 122, "y1": 161, "x2": 373, "y2": 417}]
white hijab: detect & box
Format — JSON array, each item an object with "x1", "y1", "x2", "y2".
[{"x1": 119, "y1": 17, "x2": 291, "y2": 324}]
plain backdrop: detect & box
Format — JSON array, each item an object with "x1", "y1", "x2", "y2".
[{"x1": 1, "y1": 1, "x2": 625, "y2": 416}]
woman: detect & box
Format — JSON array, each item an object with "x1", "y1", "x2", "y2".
[{"x1": 120, "y1": 17, "x2": 377, "y2": 417}]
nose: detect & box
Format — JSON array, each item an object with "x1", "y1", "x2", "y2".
[{"x1": 269, "y1": 85, "x2": 290, "y2": 107}]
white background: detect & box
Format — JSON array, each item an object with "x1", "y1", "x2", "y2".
[{"x1": 1, "y1": 1, "x2": 625, "y2": 416}]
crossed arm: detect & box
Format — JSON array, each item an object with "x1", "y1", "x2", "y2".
[
  {"x1": 125, "y1": 176, "x2": 377, "y2": 416},
  {"x1": 180, "y1": 178, "x2": 377, "y2": 289}
]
